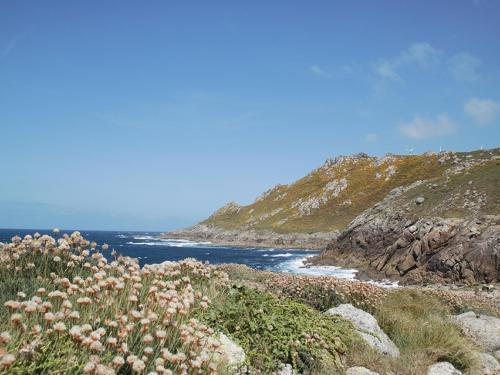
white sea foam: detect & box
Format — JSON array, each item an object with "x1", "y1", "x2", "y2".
[
  {"x1": 270, "y1": 253, "x2": 294, "y2": 258},
  {"x1": 272, "y1": 256, "x2": 399, "y2": 287},
  {"x1": 126, "y1": 239, "x2": 213, "y2": 248},
  {"x1": 273, "y1": 255, "x2": 357, "y2": 279},
  {"x1": 133, "y1": 235, "x2": 156, "y2": 240},
  {"x1": 116, "y1": 234, "x2": 128, "y2": 239}
]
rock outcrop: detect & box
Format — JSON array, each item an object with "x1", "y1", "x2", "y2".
[
  {"x1": 164, "y1": 148, "x2": 500, "y2": 284},
  {"x1": 426, "y1": 362, "x2": 463, "y2": 375},
  {"x1": 325, "y1": 304, "x2": 400, "y2": 357},
  {"x1": 218, "y1": 333, "x2": 246, "y2": 368},
  {"x1": 475, "y1": 352, "x2": 500, "y2": 374},
  {"x1": 453, "y1": 312, "x2": 500, "y2": 352},
  {"x1": 346, "y1": 367, "x2": 380, "y2": 375},
  {"x1": 312, "y1": 210, "x2": 500, "y2": 284}
]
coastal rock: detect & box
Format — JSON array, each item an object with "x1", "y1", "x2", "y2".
[
  {"x1": 163, "y1": 224, "x2": 338, "y2": 250},
  {"x1": 475, "y1": 352, "x2": 500, "y2": 374},
  {"x1": 218, "y1": 333, "x2": 246, "y2": 367},
  {"x1": 453, "y1": 312, "x2": 500, "y2": 352},
  {"x1": 325, "y1": 304, "x2": 399, "y2": 357},
  {"x1": 312, "y1": 211, "x2": 500, "y2": 284},
  {"x1": 426, "y1": 362, "x2": 462, "y2": 375},
  {"x1": 346, "y1": 366, "x2": 380, "y2": 375}
]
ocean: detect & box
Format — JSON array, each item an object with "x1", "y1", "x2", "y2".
[{"x1": 0, "y1": 228, "x2": 359, "y2": 279}]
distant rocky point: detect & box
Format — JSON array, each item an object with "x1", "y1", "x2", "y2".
[{"x1": 163, "y1": 148, "x2": 500, "y2": 284}]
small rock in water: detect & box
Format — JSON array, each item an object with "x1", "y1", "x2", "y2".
[{"x1": 415, "y1": 196, "x2": 425, "y2": 205}]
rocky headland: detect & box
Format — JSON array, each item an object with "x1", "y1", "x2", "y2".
[{"x1": 163, "y1": 148, "x2": 500, "y2": 284}]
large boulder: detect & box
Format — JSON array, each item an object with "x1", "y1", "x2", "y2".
[
  {"x1": 475, "y1": 352, "x2": 500, "y2": 374},
  {"x1": 453, "y1": 312, "x2": 500, "y2": 352},
  {"x1": 426, "y1": 362, "x2": 462, "y2": 375},
  {"x1": 218, "y1": 333, "x2": 246, "y2": 367},
  {"x1": 325, "y1": 304, "x2": 399, "y2": 357},
  {"x1": 346, "y1": 366, "x2": 380, "y2": 375}
]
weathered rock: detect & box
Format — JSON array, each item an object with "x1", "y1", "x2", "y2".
[
  {"x1": 453, "y1": 312, "x2": 500, "y2": 352},
  {"x1": 494, "y1": 350, "x2": 500, "y2": 362},
  {"x1": 325, "y1": 304, "x2": 399, "y2": 357},
  {"x1": 311, "y1": 211, "x2": 500, "y2": 284},
  {"x1": 218, "y1": 333, "x2": 246, "y2": 367},
  {"x1": 426, "y1": 362, "x2": 462, "y2": 375},
  {"x1": 475, "y1": 352, "x2": 500, "y2": 374},
  {"x1": 276, "y1": 364, "x2": 299, "y2": 375},
  {"x1": 346, "y1": 366, "x2": 380, "y2": 375},
  {"x1": 416, "y1": 196, "x2": 426, "y2": 205}
]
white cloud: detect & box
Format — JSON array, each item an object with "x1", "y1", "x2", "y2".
[
  {"x1": 400, "y1": 42, "x2": 442, "y2": 67},
  {"x1": 398, "y1": 114, "x2": 456, "y2": 139},
  {"x1": 374, "y1": 42, "x2": 442, "y2": 80},
  {"x1": 363, "y1": 133, "x2": 379, "y2": 143},
  {"x1": 309, "y1": 65, "x2": 331, "y2": 78},
  {"x1": 464, "y1": 98, "x2": 499, "y2": 125},
  {"x1": 449, "y1": 52, "x2": 481, "y2": 82}
]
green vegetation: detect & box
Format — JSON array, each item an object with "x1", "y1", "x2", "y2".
[
  {"x1": 1, "y1": 234, "x2": 495, "y2": 374},
  {"x1": 200, "y1": 285, "x2": 357, "y2": 373},
  {"x1": 220, "y1": 264, "x2": 496, "y2": 375}
]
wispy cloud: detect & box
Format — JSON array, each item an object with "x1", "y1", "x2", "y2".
[
  {"x1": 464, "y1": 98, "x2": 499, "y2": 125},
  {"x1": 448, "y1": 52, "x2": 481, "y2": 82},
  {"x1": 374, "y1": 42, "x2": 442, "y2": 81},
  {"x1": 363, "y1": 133, "x2": 378, "y2": 143},
  {"x1": 398, "y1": 114, "x2": 456, "y2": 139},
  {"x1": 309, "y1": 64, "x2": 331, "y2": 78}
]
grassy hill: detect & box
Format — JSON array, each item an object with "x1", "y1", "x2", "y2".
[{"x1": 202, "y1": 148, "x2": 500, "y2": 234}]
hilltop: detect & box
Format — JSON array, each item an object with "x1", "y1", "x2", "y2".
[{"x1": 164, "y1": 148, "x2": 500, "y2": 284}]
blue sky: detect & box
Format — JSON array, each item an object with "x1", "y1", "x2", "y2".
[{"x1": 1, "y1": 1, "x2": 499, "y2": 231}]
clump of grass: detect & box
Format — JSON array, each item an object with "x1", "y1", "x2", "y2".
[
  {"x1": 372, "y1": 289, "x2": 477, "y2": 374},
  {"x1": 199, "y1": 284, "x2": 357, "y2": 374},
  {"x1": 0, "y1": 231, "x2": 230, "y2": 374}
]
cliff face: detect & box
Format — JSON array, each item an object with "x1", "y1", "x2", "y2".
[{"x1": 164, "y1": 148, "x2": 500, "y2": 283}]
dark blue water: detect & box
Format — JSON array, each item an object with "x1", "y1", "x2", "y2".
[{"x1": 0, "y1": 228, "x2": 358, "y2": 278}]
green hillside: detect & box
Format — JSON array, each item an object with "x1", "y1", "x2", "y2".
[{"x1": 202, "y1": 148, "x2": 500, "y2": 234}]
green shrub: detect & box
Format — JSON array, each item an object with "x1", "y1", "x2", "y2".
[{"x1": 200, "y1": 284, "x2": 358, "y2": 373}]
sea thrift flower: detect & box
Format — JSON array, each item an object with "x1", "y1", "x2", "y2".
[
  {"x1": 53, "y1": 322, "x2": 67, "y2": 332},
  {"x1": 132, "y1": 359, "x2": 146, "y2": 373},
  {"x1": 111, "y1": 356, "x2": 125, "y2": 367},
  {"x1": 0, "y1": 332, "x2": 11, "y2": 344},
  {"x1": 0, "y1": 354, "x2": 16, "y2": 369}
]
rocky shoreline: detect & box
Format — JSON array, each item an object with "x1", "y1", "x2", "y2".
[
  {"x1": 310, "y1": 212, "x2": 500, "y2": 285},
  {"x1": 161, "y1": 224, "x2": 337, "y2": 250}
]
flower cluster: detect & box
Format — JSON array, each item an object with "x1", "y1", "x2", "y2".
[
  {"x1": 219, "y1": 264, "x2": 386, "y2": 312},
  {"x1": 0, "y1": 231, "x2": 229, "y2": 374}
]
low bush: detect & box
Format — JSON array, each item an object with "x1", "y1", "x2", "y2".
[{"x1": 200, "y1": 284, "x2": 358, "y2": 374}]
